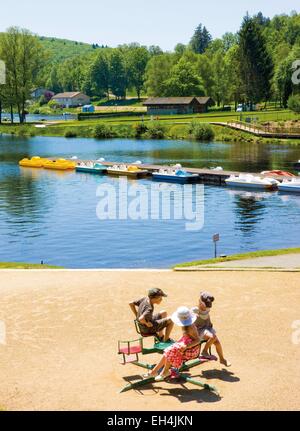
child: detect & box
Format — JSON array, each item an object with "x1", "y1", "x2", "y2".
[
  {"x1": 145, "y1": 306, "x2": 200, "y2": 381},
  {"x1": 129, "y1": 288, "x2": 174, "y2": 343},
  {"x1": 193, "y1": 291, "x2": 231, "y2": 367}
]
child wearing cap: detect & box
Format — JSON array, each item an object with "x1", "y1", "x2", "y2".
[
  {"x1": 145, "y1": 306, "x2": 200, "y2": 381},
  {"x1": 129, "y1": 288, "x2": 174, "y2": 343},
  {"x1": 193, "y1": 291, "x2": 231, "y2": 367}
]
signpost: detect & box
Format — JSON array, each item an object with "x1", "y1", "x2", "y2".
[{"x1": 213, "y1": 234, "x2": 220, "y2": 258}]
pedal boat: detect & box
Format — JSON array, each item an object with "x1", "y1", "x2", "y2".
[
  {"x1": 278, "y1": 178, "x2": 300, "y2": 193},
  {"x1": 152, "y1": 168, "x2": 199, "y2": 184},
  {"x1": 225, "y1": 174, "x2": 279, "y2": 191},
  {"x1": 44, "y1": 159, "x2": 76, "y2": 171},
  {"x1": 19, "y1": 156, "x2": 49, "y2": 168},
  {"x1": 76, "y1": 162, "x2": 107, "y2": 174},
  {"x1": 106, "y1": 165, "x2": 148, "y2": 178}
]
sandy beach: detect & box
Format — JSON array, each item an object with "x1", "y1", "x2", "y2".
[{"x1": 0, "y1": 269, "x2": 299, "y2": 411}]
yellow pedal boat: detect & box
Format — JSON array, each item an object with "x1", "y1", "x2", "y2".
[
  {"x1": 43, "y1": 159, "x2": 76, "y2": 171},
  {"x1": 107, "y1": 164, "x2": 148, "y2": 178},
  {"x1": 19, "y1": 156, "x2": 49, "y2": 168}
]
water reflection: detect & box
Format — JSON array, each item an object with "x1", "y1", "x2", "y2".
[{"x1": 0, "y1": 136, "x2": 299, "y2": 267}]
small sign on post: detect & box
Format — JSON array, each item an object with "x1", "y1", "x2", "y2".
[{"x1": 213, "y1": 233, "x2": 220, "y2": 258}]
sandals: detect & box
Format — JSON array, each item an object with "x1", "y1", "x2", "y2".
[
  {"x1": 142, "y1": 372, "x2": 154, "y2": 379},
  {"x1": 154, "y1": 372, "x2": 170, "y2": 382}
]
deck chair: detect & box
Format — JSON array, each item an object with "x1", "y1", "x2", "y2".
[
  {"x1": 134, "y1": 319, "x2": 160, "y2": 342},
  {"x1": 135, "y1": 319, "x2": 212, "y2": 355},
  {"x1": 118, "y1": 338, "x2": 143, "y2": 365}
]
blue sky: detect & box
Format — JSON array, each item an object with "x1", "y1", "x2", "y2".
[{"x1": 0, "y1": 0, "x2": 299, "y2": 50}]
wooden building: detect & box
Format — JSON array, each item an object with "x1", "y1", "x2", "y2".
[{"x1": 143, "y1": 97, "x2": 215, "y2": 115}]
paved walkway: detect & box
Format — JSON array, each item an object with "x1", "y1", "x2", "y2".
[
  {"x1": 194, "y1": 253, "x2": 300, "y2": 270},
  {"x1": 211, "y1": 122, "x2": 300, "y2": 139}
]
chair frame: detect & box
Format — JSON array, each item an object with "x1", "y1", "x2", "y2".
[{"x1": 118, "y1": 321, "x2": 218, "y2": 394}]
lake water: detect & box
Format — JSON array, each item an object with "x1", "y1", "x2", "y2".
[
  {"x1": 1, "y1": 113, "x2": 77, "y2": 123},
  {"x1": 0, "y1": 135, "x2": 299, "y2": 268}
]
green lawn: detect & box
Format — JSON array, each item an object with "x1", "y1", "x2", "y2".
[
  {"x1": 1, "y1": 108, "x2": 299, "y2": 144},
  {"x1": 0, "y1": 262, "x2": 63, "y2": 269},
  {"x1": 174, "y1": 247, "x2": 300, "y2": 268}
]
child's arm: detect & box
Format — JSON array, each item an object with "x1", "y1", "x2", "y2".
[
  {"x1": 138, "y1": 314, "x2": 153, "y2": 328},
  {"x1": 129, "y1": 302, "x2": 138, "y2": 318},
  {"x1": 181, "y1": 326, "x2": 200, "y2": 351}
]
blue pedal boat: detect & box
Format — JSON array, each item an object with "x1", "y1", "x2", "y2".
[
  {"x1": 152, "y1": 169, "x2": 199, "y2": 184},
  {"x1": 76, "y1": 162, "x2": 107, "y2": 174}
]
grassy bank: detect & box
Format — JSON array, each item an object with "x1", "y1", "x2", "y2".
[
  {"x1": 0, "y1": 262, "x2": 63, "y2": 269},
  {"x1": 1, "y1": 108, "x2": 299, "y2": 144},
  {"x1": 174, "y1": 247, "x2": 300, "y2": 268},
  {"x1": 1, "y1": 120, "x2": 300, "y2": 145}
]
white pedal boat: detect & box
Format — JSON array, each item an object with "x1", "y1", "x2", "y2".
[
  {"x1": 225, "y1": 174, "x2": 279, "y2": 191},
  {"x1": 278, "y1": 178, "x2": 300, "y2": 193}
]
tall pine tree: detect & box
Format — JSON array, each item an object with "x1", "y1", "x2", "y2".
[
  {"x1": 238, "y1": 15, "x2": 273, "y2": 105},
  {"x1": 190, "y1": 24, "x2": 212, "y2": 54}
]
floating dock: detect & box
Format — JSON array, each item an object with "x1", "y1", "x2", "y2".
[{"x1": 71, "y1": 160, "x2": 287, "y2": 185}]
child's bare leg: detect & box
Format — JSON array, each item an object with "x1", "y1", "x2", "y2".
[
  {"x1": 160, "y1": 361, "x2": 171, "y2": 377},
  {"x1": 214, "y1": 338, "x2": 231, "y2": 367},
  {"x1": 201, "y1": 335, "x2": 215, "y2": 355},
  {"x1": 149, "y1": 356, "x2": 166, "y2": 376},
  {"x1": 163, "y1": 320, "x2": 174, "y2": 342}
]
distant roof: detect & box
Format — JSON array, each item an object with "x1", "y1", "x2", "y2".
[
  {"x1": 144, "y1": 97, "x2": 195, "y2": 106},
  {"x1": 143, "y1": 97, "x2": 214, "y2": 106},
  {"x1": 52, "y1": 92, "x2": 85, "y2": 99},
  {"x1": 195, "y1": 97, "x2": 215, "y2": 105}
]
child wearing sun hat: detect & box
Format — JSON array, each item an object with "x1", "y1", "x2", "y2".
[{"x1": 145, "y1": 306, "x2": 201, "y2": 381}]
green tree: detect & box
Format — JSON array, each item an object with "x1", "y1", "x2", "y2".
[
  {"x1": 274, "y1": 46, "x2": 300, "y2": 107},
  {"x1": 222, "y1": 32, "x2": 239, "y2": 51},
  {"x1": 145, "y1": 53, "x2": 175, "y2": 96},
  {"x1": 288, "y1": 94, "x2": 300, "y2": 113},
  {"x1": 88, "y1": 51, "x2": 110, "y2": 97},
  {"x1": 164, "y1": 57, "x2": 204, "y2": 97},
  {"x1": 148, "y1": 45, "x2": 163, "y2": 57},
  {"x1": 0, "y1": 27, "x2": 45, "y2": 123},
  {"x1": 211, "y1": 50, "x2": 228, "y2": 106},
  {"x1": 57, "y1": 56, "x2": 88, "y2": 92},
  {"x1": 197, "y1": 55, "x2": 215, "y2": 96},
  {"x1": 126, "y1": 46, "x2": 149, "y2": 99},
  {"x1": 46, "y1": 66, "x2": 63, "y2": 94},
  {"x1": 110, "y1": 50, "x2": 127, "y2": 99},
  {"x1": 225, "y1": 45, "x2": 244, "y2": 110},
  {"x1": 238, "y1": 15, "x2": 273, "y2": 105},
  {"x1": 190, "y1": 24, "x2": 212, "y2": 54},
  {"x1": 174, "y1": 43, "x2": 186, "y2": 56}
]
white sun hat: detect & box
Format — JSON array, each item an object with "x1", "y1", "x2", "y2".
[{"x1": 171, "y1": 306, "x2": 197, "y2": 327}]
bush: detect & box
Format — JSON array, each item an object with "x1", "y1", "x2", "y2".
[
  {"x1": 39, "y1": 95, "x2": 48, "y2": 106},
  {"x1": 144, "y1": 121, "x2": 166, "y2": 139},
  {"x1": 116, "y1": 125, "x2": 135, "y2": 138},
  {"x1": 93, "y1": 123, "x2": 115, "y2": 139},
  {"x1": 133, "y1": 122, "x2": 148, "y2": 138},
  {"x1": 288, "y1": 94, "x2": 300, "y2": 113},
  {"x1": 188, "y1": 121, "x2": 215, "y2": 141},
  {"x1": 64, "y1": 129, "x2": 77, "y2": 138}
]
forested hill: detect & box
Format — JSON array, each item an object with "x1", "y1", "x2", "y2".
[{"x1": 38, "y1": 36, "x2": 105, "y2": 62}]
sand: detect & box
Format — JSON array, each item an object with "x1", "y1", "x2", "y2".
[{"x1": 0, "y1": 269, "x2": 299, "y2": 411}]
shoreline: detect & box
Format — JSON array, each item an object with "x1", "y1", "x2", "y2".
[{"x1": 1, "y1": 122, "x2": 300, "y2": 145}]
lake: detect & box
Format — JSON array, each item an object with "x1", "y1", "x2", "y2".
[
  {"x1": 0, "y1": 135, "x2": 299, "y2": 268},
  {"x1": 1, "y1": 113, "x2": 77, "y2": 123}
]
